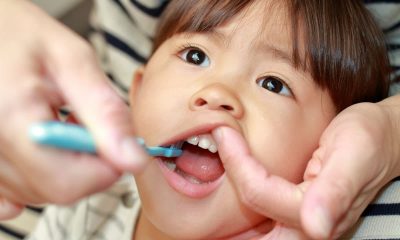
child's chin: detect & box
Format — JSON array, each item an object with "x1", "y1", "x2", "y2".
[
  {"x1": 152, "y1": 220, "x2": 259, "y2": 240},
  {"x1": 144, "y1": 201, "x2": 269, "y2": 240}
]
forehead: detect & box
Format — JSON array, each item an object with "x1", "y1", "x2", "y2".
[
  {"x1": 216, "y1": 1, "x2": 292, "y2": 50},
  {"x1": 229, "y1": 0, "x2": 289, "y2": 31}
]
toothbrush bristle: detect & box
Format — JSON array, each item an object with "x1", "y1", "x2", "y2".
[{"x1": 170, "y1": 141, "x2": 184, "y2": 149}]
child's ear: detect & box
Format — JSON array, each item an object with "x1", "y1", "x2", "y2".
[{"x1": 129, "y1": 66, "x2": 145, "y2": 104}]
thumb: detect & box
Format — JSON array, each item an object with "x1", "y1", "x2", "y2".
[
  {"x1": 301, "y1": 140, "x2": 371, "y2": 238},
  {"x1": 44, "y1": 36, "x2": 148, "y2": 172}
]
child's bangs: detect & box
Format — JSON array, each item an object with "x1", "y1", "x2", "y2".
[{"x1": 152, "y1": 0, "x2": 255, "y2": 53}]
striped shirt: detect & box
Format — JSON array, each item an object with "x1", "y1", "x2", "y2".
[{"x1": 0, "y1": 0, "x2": 399, "y2": 239}]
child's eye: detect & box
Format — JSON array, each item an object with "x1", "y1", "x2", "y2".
[
  {"x1": 178, "y1": 47, "x2": 210, "y2": 67},
  {"x1": 257, "y1": 76, "x2": 293, "y2": 97}
]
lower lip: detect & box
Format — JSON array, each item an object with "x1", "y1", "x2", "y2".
[{"x1": 157, "y1": 159, "x2": 225, "y2": 199}]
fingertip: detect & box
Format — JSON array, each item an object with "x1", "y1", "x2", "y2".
[
  {"x1": 119, "y1": 137, "x2": 150, "y2": 172},
  {"x1": 212, "y1": 126, "x2": 227, "y2": 144},
  {"x1": 98, "y1": 134, "x2": 150, "y2": 173},
  {"x1": 212, "y1": 126, "x2": 249, "y2": 156},
  {"x1": 301, "y1": 203, "x2": 333, "y2": 239},
  {"x1": 301, "y1": 182, "x2": 337, "y2": 239},
  {"x1": 0, "y1": 198, "x2": 24, "y2": 220}
]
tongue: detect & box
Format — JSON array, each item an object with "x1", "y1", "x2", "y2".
[{"x1": 175, "y1": 144, "x2": 225, "y2": 182}]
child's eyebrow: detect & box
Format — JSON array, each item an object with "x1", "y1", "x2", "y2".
[
  {"x1": 202, "y1": 29, "x2": 232, "y2": 49},
  {"x1": 259, "y1": 43, "x2": 294, "y2": 66}
]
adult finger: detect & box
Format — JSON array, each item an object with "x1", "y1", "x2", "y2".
[
  {"x1": 43, "y1": 34, "x2": 148, "y2": 172},
  {"x1": 0, "y1": 155, "x2": 39, "y2": 203},
  {"x1": 0, "y1": 197, "x2": 23, "y2": 220},
  {"x1": 11, "y1": 0, "x2": 149, "y2": 172},
  {"x1": 17, "y1": 144, "x2": 123, "y2": 204},
  {"x1": 0, "y1": 0, "x2": 135, "y2": 208},
  {"x1": 0, "y1": 76, "x2": 123, "y2": 204},
  {"x1": 212, "y1": 126, "x2": 303, "y2": 225},
  {"x1": 300, "y1": 114, "x2": 388, "y2": 239}
]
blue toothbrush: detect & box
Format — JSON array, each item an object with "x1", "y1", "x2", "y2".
[{"x1": 29, "y1": 121, "x2": 183, "y2": 158}]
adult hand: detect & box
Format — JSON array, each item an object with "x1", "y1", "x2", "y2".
[
  {"x1": 0, "y1": 0, "x2": 147, "y2": 220},
  {"x1": 212, "y1": 98, "x2": 400, "y2": 239}
]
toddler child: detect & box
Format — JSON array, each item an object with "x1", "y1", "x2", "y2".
[{"x1": 28, "y1": 0, "x2": 390, "y2": 239}]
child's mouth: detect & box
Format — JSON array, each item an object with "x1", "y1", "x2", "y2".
[
  {"x1": 162, "y1": 143, "x2": 224, "y2": 184},
  {"x1": 158, "y1": 133, "x2": 226, "y2": 198}
]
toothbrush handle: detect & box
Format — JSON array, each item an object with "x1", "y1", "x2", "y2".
[
  {"x1": 30, "y1": 121, "x2": 96, "y2": 153},
  {"x1": 29, "y1": 121, "x2": 182, "y2": 157},
  {"x1": 29, "y1": 121, "x2": 183, "y2": 158}
]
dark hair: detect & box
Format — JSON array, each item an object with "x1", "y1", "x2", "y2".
[{"x1": 152, "y1": 0, "x2": 390, "y2": 112}]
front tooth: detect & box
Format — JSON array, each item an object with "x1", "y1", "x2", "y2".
[
  {"x1": 198, "y1": 137, "x2": 211, "y2": 149},
  {"x1": 208, "y1": 144, "x2": 218, "y2": 153},
  {"x1": 186, "y1": 134, "x2": 218, "y2": 153},
  {"x1": 187, "y1": 136, "x2": 200, "y2": 145}
]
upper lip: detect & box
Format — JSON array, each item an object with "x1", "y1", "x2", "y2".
[
  {"x1": 160, "y1": 124, "x2": 221, "y2": 148},
  {"x1": 159, "y1": 116, "x2": 240, "y2": 147}
]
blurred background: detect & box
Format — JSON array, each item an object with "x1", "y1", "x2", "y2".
[
  {"x1": 32, "y1": 0, "x2": 84, "y2": 17},
  {"x1": 32, "y1": 0, "x2": 93, "y2": 37}
]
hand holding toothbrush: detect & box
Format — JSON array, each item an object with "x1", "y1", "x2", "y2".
[{"x1": 0, "y1": 0, "x2": 147, "y2": 220}]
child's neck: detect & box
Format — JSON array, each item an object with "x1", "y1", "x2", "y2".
[{"x1": 134, "y1": 212, "x2": 175, "y2": 240}]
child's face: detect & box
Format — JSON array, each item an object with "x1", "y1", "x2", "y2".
[{"x1": 130, "y1": 1, "x2": 336, "y2": 239}]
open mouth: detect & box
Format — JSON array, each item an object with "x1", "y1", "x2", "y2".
[{"x1": 160, "y1": 133, "x2": 225, "y2": 185}]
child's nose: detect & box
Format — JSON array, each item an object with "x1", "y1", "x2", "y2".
[{"x1": 189, "y1": 83, "x2": 244, "y2": 118}]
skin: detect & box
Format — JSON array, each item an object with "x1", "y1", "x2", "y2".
[
  {"x1": 1, "y1": 0, "x2": 399, "y2": 239},
  {"x1": 214, "y1": 100, "x2": 400, "y2": 239},
  {"x1": 0, "y1": 0, "x2": 147, "y2": 216},
  {"x1": 129, "y1": 1, "x2": 336, "y2": 239}
]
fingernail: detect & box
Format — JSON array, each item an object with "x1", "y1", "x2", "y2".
[
  {"x1": 212, "y1": 127, "x2": 223, "y2": 142},
  {"x1": 306, "y1": 159, "x2": 322, "y2": 178},
  {"x1": 312, "y1": 206, "x2": 333, "y2": 238},
  {"x1": 121, "y1": 137, "x2": 148, "y2": 170}
]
